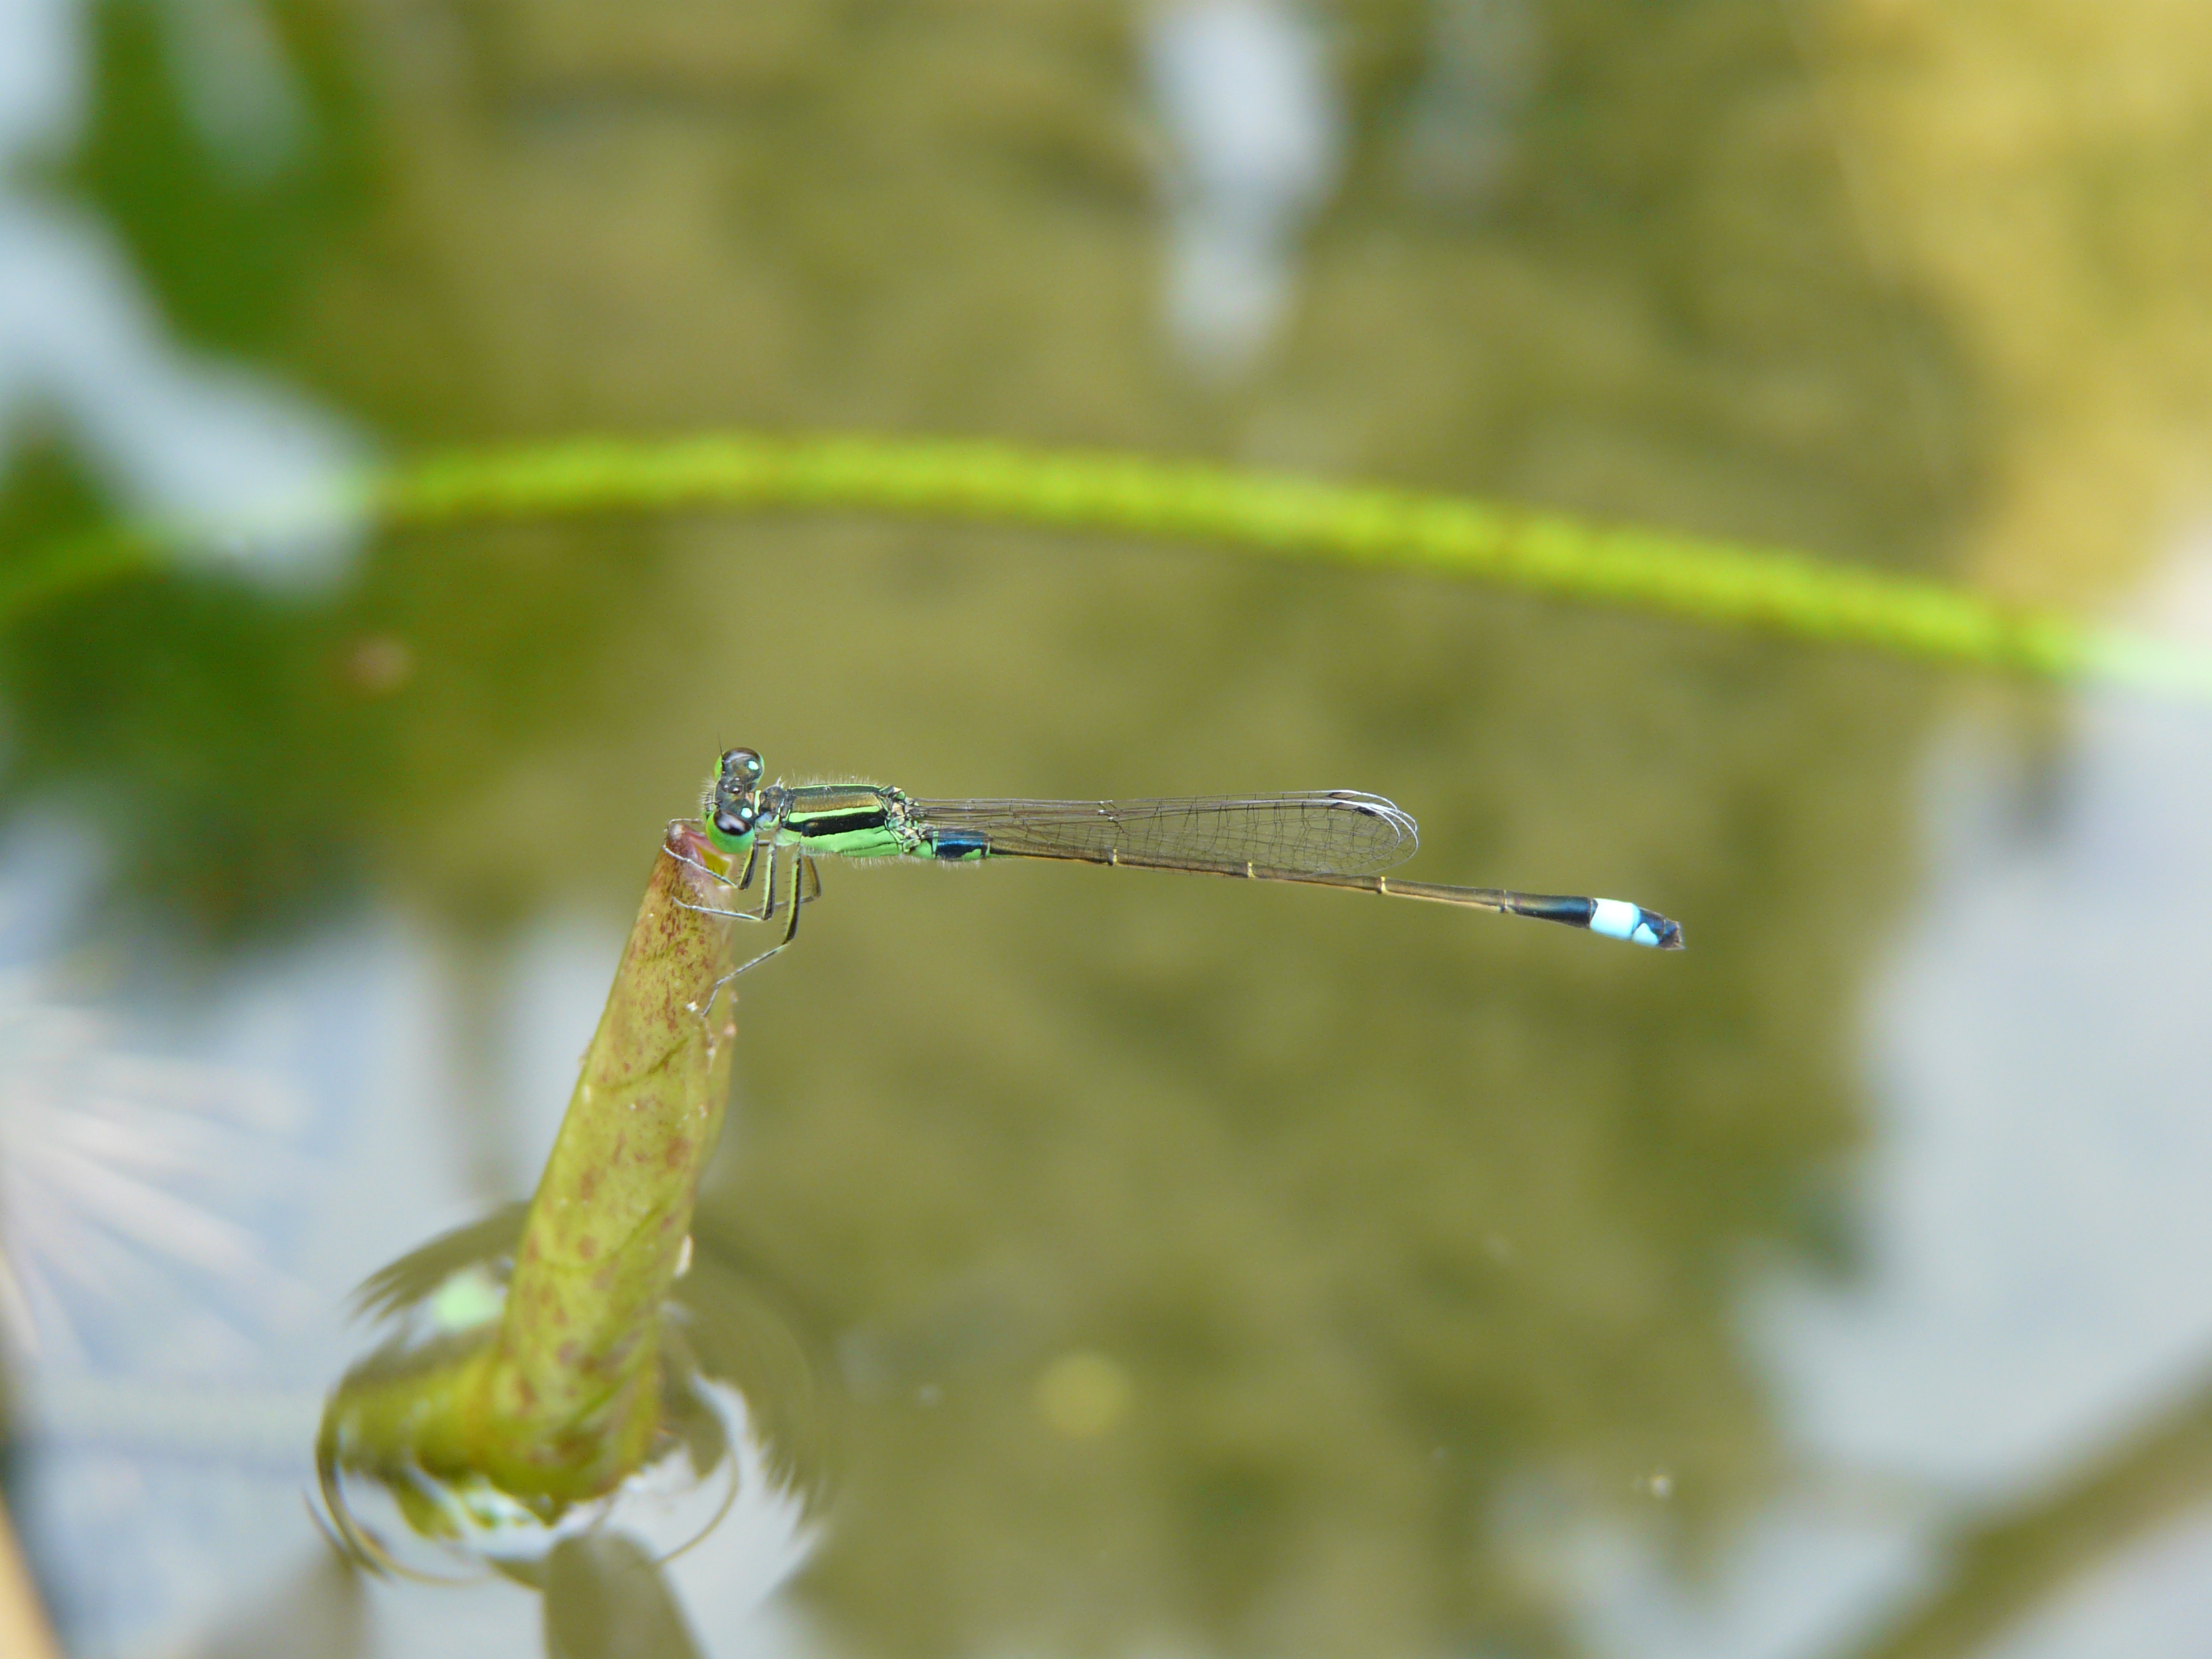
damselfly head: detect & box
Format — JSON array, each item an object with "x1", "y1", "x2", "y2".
[{"x1": 706, "y1": 747, "x2": 766, "y2": 850}]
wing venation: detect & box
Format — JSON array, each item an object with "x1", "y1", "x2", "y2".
[{"x1": 909, "y1": 792, "x2": 1419, "y2": 876}]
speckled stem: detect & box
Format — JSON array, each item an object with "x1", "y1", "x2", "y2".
[
  {"x1": 464, "y1": 819, "x2": 737, "y2": 1498},
  {"x1": 323, "y1": 821, "x2": 738, "y2": 1513}
]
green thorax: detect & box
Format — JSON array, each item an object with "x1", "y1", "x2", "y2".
[{"x1": 767, "y1": 783, "x2": 920, "y2": 859}]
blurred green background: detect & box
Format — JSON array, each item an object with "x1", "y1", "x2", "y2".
[{"x1": 6, "y1": 3, "x2": 2211, "y2": 1658}]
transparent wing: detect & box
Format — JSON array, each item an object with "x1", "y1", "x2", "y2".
[{"x1": 906, "y1": 792, "x2": 1419, "y2": 876}]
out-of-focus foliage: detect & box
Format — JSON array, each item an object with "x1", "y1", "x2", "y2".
[
  {"x1": 1819, "y1": 0, "x2": 2212, "y2": 609},
  {"x1": 0, "y1": 1, "x2": 2066, "y2": 1656}
]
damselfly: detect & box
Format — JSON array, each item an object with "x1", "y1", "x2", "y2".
[{"x1": 679, "y1": 747, "x2": 1683, "y2": 977}]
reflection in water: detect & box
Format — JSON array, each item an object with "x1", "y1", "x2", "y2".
[
  {"x1": 1145, "y1": 1, "x2": 1340, "y2": 377},
  {"x1": 540, "y1": 1531, "x2": 706, "y2": 1659},
  {"x1": 0, "y1": 815, "x2": 529, "y2": 1652},
  {"x1": 0, "y1": 0, "x2": 357, "y2": 579},
  {"x1": 319, "y1": 1207, "x2": 823, "y2": 1601},
  {"x1": 1393, "y1": 0, "x2": 1543, "y2": 210},
  {"x1": 0, "y1": 960, "x2": 314, "y2": 1366},
  {"x1": 1568, "y1": 548, "x2": 2212, "y2": 1659},
  {"x1": 3, "y1": 892, "x2": 457, "y2": 1658},
  {"x1": 4, "y1": 873, "x2": 824, "y2": 1658}
]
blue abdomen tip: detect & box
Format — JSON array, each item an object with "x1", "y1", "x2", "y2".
[{"x1": 1590, "y1": 897, "x2": 1683, "y2": 949}]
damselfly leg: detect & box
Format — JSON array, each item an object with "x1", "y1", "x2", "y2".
[
  {"x1": 671, "y1": 832, "x2": 789, "y2": 926},
  {"x1": 719, "y1": 849, "x2": 818, "y2": 983}
]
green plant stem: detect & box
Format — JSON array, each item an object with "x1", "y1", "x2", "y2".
[
  {"x1": 457, "y1": 818, "x2": 737, "y2": 1501},
  {"x1": 17, "y1": 432, "x2": 2212, "y2": 697},
  {"x1": 321, "y1": 820, "x2": 737, "y2": 1517},
  {"x1": 377, "y1": 434, "x2": 2103, "y2": 685}
]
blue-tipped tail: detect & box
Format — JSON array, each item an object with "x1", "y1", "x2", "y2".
[{"x1": 1588, "y1": 897, "x2": 1684, "y2": 949}]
